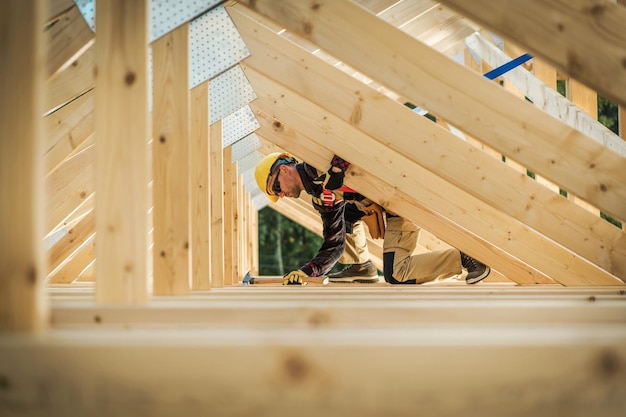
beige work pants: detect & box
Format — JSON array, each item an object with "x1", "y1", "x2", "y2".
[
  {"x1": 383, "y1": 217, "x2": 462, "y2": 284},
  {"x1": 339, "y1": 220, "x2": 371, "y2": 264}
]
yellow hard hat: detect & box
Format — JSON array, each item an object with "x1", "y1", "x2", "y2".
[{"x1": 255, "y1": 152, "x2": 297, "y2": 203}]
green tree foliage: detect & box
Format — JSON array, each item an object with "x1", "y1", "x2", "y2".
[{"x1": 257, "y1": 207, "x2": 323, "y2": 275}]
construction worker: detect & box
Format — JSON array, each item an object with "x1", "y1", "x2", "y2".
[{"x1": 255, "y1": 152, "x2": 490, "y2": 285}]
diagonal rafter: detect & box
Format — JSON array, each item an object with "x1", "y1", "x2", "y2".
[
  {"x1": 228, "y1": 4, "x2": 626, "y2": 281},
  {"x1": 234, "y1": 0, "x2": 626, "y2": 222}
]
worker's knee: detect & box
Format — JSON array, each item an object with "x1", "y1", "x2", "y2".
[{"x1": 383, "y1": 252, "x2": 416, "y2": 285}]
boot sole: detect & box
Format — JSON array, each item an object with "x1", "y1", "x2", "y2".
[
  {"x1": 466, "y1": 267, "x2": 490, "y2": 284},
  {"x1": 329, "y1": 276, "x2": 380, "y2": 283}
]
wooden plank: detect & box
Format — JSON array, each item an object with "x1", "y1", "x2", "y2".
[
  {"x1": 231, "y1": 161, "x2": 242, "y2": 283},
  {"x1": 234, "y1": 0, "x2": 626, "y2": 221},
  {"x1": 45, "y1": 0, "x2": 75, "y2": 25},
  {"x1": 48, "y1": 237, "x2": 95, "y2": 284},
  {"x1": 44, "y1": 88, "x2": 95, "y2": 175},
  {"x1": 210, "y1": 121, "x2": 225, "y2": 288},
  {"x1": 45, "y1": 144, "x2": 93, "y2": 236},
  {"x1": 45, "y1": 5, "x2": 94, "y2": 80},
  {"x1": 44, "y1": 44, "x2": 94, "y2": 115},
  {"x1": 464, "y1": 33, "x2": 626, "y2": 157},
  {"x1": 438, "y1": 0, "x2": 626, "y2": 109},
  {"x1": 0, "y1": 0, "x2": 47, "y2": 332},
  {"x1": 223, "y1": 148, "x2": 235, "y2": 286},
  {"x1": 190, "y1": 82, "x2": 211, "y2": 290},
  {"x1": 0, "y1": 325, "x2": 624, "y2": 416},
  {"x1": 236, "y1": 172, "x2": 245, "y2": 282},
  {"x1": 249, "y1": 79, "x2": 622, "y2": 286},
  {"x1": 254, "y1": 110, "x2": 553, "y2": 286},
  {"x1": 152, "y1": 24, "x2": 191, "y2": 296},
  {"x1": 568, "y1": 78, "x2": 602, "y2": 216},
  {"x1": 47, "y1": 209, "x2": 95, "y2": 278},
  {"x1": 95, "y1": 0, "x2": 150, "y2": 304},
  {"x1": 228, "y1": 6, "x2": 626, "y2": 282}
]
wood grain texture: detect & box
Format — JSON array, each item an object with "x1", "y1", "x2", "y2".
[
  {"x1": 0, "y1": 0, "x2": 47, "y2": 332},
  {"x1": 152, "y1": 24, "x2": 191, "y2": 296},
  {"x1": 249, "y1": 75, "x2": 622, "y2": 285},
  {"x1": 234, "y1": 0, "x2": 626, "y2": 221},
  {"x1": 209, "y1": 121, "x2": 225, "y2": 288},
  {"x1": 228, "y1": 5, "x2": 626, "y2": 282},
  {"x1": 95, "y1": 0, "x2": 150, "y2": 303},
  {"x1": 438, "y1": 0, "x2": 626, "y2": 108},
  {"x1": 190, "y1": 82, "x2": 211, "y2": 290}
]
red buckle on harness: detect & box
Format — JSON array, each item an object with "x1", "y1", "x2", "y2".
[{"x1": 321, "y1": 189, "x2": 335, "y2": 206}]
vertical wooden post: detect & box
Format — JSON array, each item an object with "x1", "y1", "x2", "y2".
[
  {"x1": 232, "y1": 164, "x2": 241, "y2": 283},
  {"x1": 209, "y1": 121, "x2": 224, "y2": 288},
  {"x1": 223, "y1": 147, "x2": 235, "y2": 285},
  {"x1": 152, "y1": 24, "x2": 191, "y2": 296},
  {"x1": 95, "y1": 0, "x2": 150, "y2": 304},
  {"x1": 237, "y1": 176, "x2": 246, "y2": 279},
  {"x1": 0, "y1": 0, "x2": 47, "y2": 331},
  {"x1": 532, "y1": 58, "x2": 561, "y2": 193},
  {"x1": 568, "y1": 78, "x2": 601, "y2": 216},
  {"x1": 250, "y1": 201, "x2": 259, "y2": 276},
  {"x1": 190, "y1": 81, "x2": 211, "y2": 290}
]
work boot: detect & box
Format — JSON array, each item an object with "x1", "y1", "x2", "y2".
[
  {"x1": 328, "y1": 260, "x2": 379, "y2": 283},
  {"x1": 460, "y1": 252, "x2": 491, "y2": 284}
]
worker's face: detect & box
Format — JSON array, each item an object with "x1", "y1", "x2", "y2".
[{"x1": 270, "y1": 165, "x2": 301, "y2": 199}]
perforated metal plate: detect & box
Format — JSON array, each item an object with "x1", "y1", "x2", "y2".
[
  {"x1": 222, "y1": 105, "x2": 260, "y2": 148},
  {"x1": 190, "y1": 6, "x2": 250, "y2": 87},
  {"x1": 210, "y1": 66, "x2": 256, "y2": 124},
  {"x1": 231, "y1": 133, "x2": 261, "y2": 162},
  {"x1": 74, "y1": 0, "x2": 224, "y2": 41},
  {"x1": 238, "y1": 151, "x2": 263, "y2": 175}
]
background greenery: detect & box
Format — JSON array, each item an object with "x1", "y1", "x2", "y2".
[{"x1": 257, "y1": 91, "x2": 622, "y2": 275}]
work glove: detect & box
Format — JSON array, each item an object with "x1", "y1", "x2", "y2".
[
  {"x1": 283, "y1": 269, "x2": 309, "y2": 285},
  {"x1": 330, "y1": 155, "x2": 350, "y2": 172}
]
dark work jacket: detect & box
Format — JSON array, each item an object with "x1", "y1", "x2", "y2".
[{"x1": 296, "y1": 162, "x2": 365, "y2": 277}]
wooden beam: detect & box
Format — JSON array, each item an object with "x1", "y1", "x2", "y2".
[
  {"x1": 438, "y1": 0, "x2": 626, "y2": 109},
  {"x1": 465, "y1": 33, "x2": 626, "y2": 157},
  {"x1": 45, "y1": 0, "x2": 75, "y2": 26},
  {"x1": 44, "y1": 88, "x2": 94, "y2": 175},
  {"x1": 0, "y1": 0, "x2": 47, "y2": 332},
  {"x1": 47, "y1": 209, "x2": 95, "y2": 279},
  {"x1": 228, "y1": 6, "x2": 626, "y2": 282},
  {"x1": 48, "y1": 238, "x2": 95, "y2": 284},
  {"x1": 249, "y1": 80, "x2": 622, "y2": 286},
  {"x1": 234, "y1": 0, "x2": 626, "y2": 221},
  {"x1": 95, "y1": 0, "x2": 150, "y2": 304},
  {"x1": 2, "y1": 293, "x2": 626, "y2": 416},
  {"x1": 260, "y1": 140, "x2": 512, "y2": 284},
  {"x1": 45, "y1": 5, "x2": 94, "y2": 80},
  {"x1": 231, "y1": 161, "x2": 242, "y2": 283},
  {"x1": 45, "y1": 144, "x2": 93, "y2": 236},
  {"x1": 152, "y1": 24, "x2": 191, "y2": 296},
  {"x1": 210, "y1": 121, "x2": 225, "y2": 288},
  {"x1": 223, "y1": 148, "x2": 236, "y2": 286},
  {"x1": 190, "y1": 82, "x2": 211, "y2": 290},
  {"x1": 44, "y1": 45, "x2": 94, "y2": 116},
  {"x1": 254, "y1": 110, "x2": 554, "y2": 286}
]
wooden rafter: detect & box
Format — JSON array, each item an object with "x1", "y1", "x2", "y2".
[
  {"x1": 229, "y1": 4, "x2": 626, "y2": 283},
  {"x1": 234, "y1": 0, "x2": 626, "y2": 222},
  {"x1": 438, "y1": 0, "x2": 626, "y2": 109}
]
